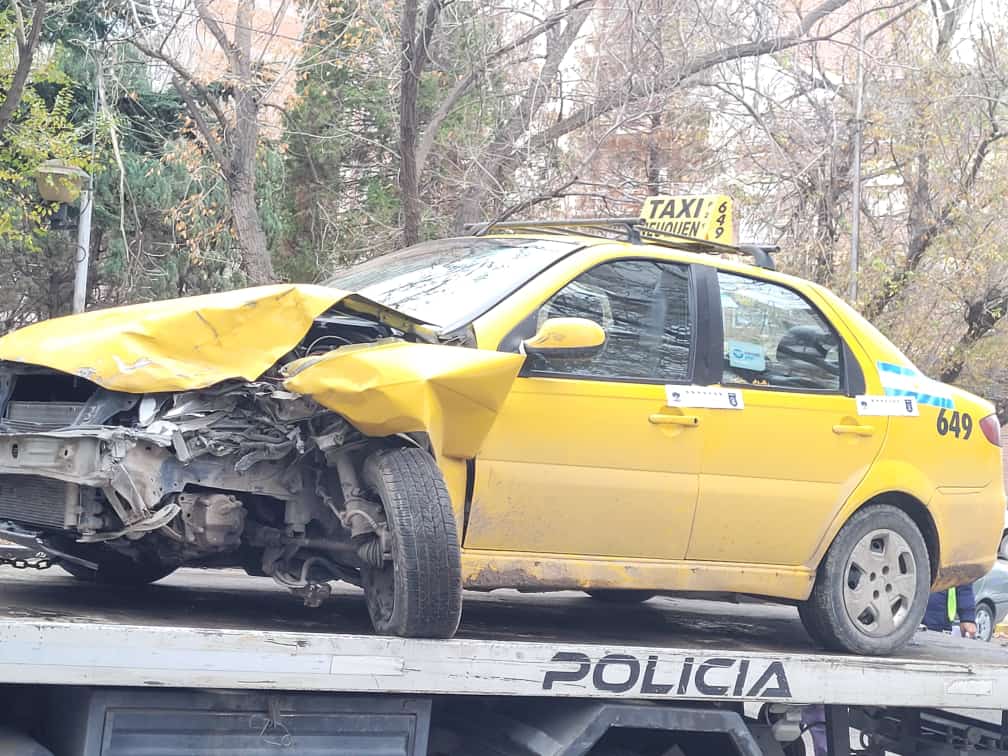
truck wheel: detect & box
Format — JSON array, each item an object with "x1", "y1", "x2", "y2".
[
  {"x1": 360, "y1": 447, "x2": 462, "y2": 638},
  {"x1": 976, "y1": 601, "x2": 995, "y2": 642},
  {"x1": 800, "y1": 504, "x2": 929, "y2": 655},
  {"x1": 60, "y1": 557, "x2": 176, "y2": 586},
  {"x1": 586, "y1": 590, "x2": 655, "y2": 603}
]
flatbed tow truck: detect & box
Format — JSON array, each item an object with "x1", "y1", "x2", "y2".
[{"x1": 0, "y1": 562, "x2": 1006, "y2": 756}]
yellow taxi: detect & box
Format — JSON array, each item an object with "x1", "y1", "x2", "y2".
[{"x1": 0, "y1": 195, "x2": 1002, "y2": 655}]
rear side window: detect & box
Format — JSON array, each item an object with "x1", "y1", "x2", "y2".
[
  {"x1": 717, "y1": 272, "x2": 842, "y2": 392},
  {"x1": 528, "y1": 259, "x2": 692, "y2": 383}
]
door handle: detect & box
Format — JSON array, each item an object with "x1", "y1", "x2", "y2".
[
  {"x1": 649, "y1": 414, "x2": 700, "y2": 427},
  {"x1": 832, "y1": 424, "x2": 876, "y2": 437}
]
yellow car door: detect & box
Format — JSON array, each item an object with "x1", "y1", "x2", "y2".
[
  {"x1": 686, "y1": 270, "x2": 887, "y2": 567},
  {"x1": 464, "y1": 258, "x2": 703, "y2": 560}
]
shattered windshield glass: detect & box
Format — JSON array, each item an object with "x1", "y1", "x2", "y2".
[{"x1": 326, "y1": 238, "x2": 578, "y2": 326}]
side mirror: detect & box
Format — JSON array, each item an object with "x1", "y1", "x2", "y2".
[
  {"x1": 998, "y1": 534, "x2": 1008, "y2": 561},
  {"x1": 522, "y1": 317, "x2": 606, "y2": 359}
]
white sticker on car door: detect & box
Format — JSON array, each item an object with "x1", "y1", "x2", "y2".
[
  {"x1": 856, "y1": 395, "x2": 919, "y2": 416},
  {"x1": 666, "y1": 385, "x2": 745, "y2": 410}
]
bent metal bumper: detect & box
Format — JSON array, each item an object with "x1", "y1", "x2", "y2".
[
  {"x1": 0, "y1": 428, "x2": 178, "y2": 539},
  {"x1": 0, "y1": 521, "x2": 98, "y2": 569}
]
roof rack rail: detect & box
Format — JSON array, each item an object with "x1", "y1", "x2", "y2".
[{"x1": 466, "y1": 217, "x2": 778, "y2": 270}]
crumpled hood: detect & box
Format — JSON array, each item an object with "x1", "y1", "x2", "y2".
[
  {"x1": 0, "y1": 284, "x2": 428, "y2": 393},
  {"x1": 0, "y1": 284, "x2": 525, "y2": 458}
]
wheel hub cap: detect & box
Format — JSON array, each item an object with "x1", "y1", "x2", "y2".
[
  {"x1": 842, "y1": 528, "x2": 917, "y2": 638},
  {"x1": 978, "y1": 608, "x2": 992, "y2": 641}
]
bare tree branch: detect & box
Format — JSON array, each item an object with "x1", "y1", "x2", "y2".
[
  {"x1": 414, "y1": 0, "x2": 444, "y2": 74},
  {"x1": 864, "y1": 126, "x2": 1007, "y2": 319},
  {"x1": 130, "y1": 36, "x2": 232, "y2": 132},
  {"x1": 529, "y1": 0, "x2": 859, "y2": 155},
  {"x1": 454, "y1": 2, "x2": 594, "y2": 223},
  {"x1": 194, "y1": 0, "x2": 242, "y2": 72},
  {"x1": 0, "y1": 0, "x2": 48, "y2": 135},
  {"x1": 415, "y1": 0, "x2": 594, "y2": 175},
  {"x1": 172, "y1": 75, "x2": 232, "y2": 173}
]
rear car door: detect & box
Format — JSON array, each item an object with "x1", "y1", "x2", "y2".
[
  {"x1": 465, "y1": 258, "x2": 703, "y2": 560},
  {"x1": 685, "y1": 270, "x2": 887, "y2": 567}
]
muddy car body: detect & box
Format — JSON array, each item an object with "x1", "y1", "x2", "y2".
[{"x1": 0, "y1": 203, "x2": 1004, "y2": 655}]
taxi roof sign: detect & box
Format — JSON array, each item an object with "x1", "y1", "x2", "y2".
[
  {"x1": 468, "y1": 193, "x2": 776, "y2": 269},
  {"x1": 639, "y1": 195, "x2": 734, "y2": 245}
]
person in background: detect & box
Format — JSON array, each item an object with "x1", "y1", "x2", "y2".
[{"x1": 924, "y1": 584, "x2": 978, "y2": 638}]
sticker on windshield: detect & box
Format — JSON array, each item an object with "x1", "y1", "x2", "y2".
[
  {"x1": 856, "y1": 395, "x2": 918, "y2": 417},
  {"x1": 666, "y1": 385, "x2": 744, "y2": 410},
  {"x1": 876, "y1": 361, "x2": 954, "y2": 409},
  {"x1": 727, "y1": 340, "x2": 766, "y2": 372}
]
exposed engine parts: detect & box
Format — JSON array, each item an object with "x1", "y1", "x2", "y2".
[
  {"x1": 0, "y1": 316, "x2": 417, "y2": 609},
  {"x1": 173, "y1": 492, "x2": 246, "y2": 552}
]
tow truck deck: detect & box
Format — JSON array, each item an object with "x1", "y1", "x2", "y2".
[{"x1": 1, "y1": 567, "x2": 1007, "y2": 755}]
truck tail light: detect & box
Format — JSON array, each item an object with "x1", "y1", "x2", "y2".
[{"x1": 980, "y1": 414, "x2": 1001, "y2": 446}]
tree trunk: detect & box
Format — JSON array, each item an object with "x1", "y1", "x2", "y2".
[
  {"x1": 229, "y1": 179, "x2": 274, "y2": 285},
  {"x1": 228, "y1": 0, "x2": 274, "y2": 285},
  {"x1": 399, "y1": 0, "x2": 422, "y2": 247}
]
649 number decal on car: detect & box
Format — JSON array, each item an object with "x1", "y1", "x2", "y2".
[{"x1": 936, "y1": 408, "x2": 972, "y2": 439}]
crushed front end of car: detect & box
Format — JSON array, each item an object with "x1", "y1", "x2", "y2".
[{"x1": 0, "y1": 284, "x2": 522, "y2": 637}]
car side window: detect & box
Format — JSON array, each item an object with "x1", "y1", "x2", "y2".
[
  {"x1": 718, "y1": 272, "x2": 842, "y2": 392},
  {"x1": 528, "y1": 260, "x2": 692, "y2": 382}
]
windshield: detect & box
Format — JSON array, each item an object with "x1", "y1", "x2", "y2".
[{"x1": 326, "y1": 237, "x2": 578, "y2": 326}]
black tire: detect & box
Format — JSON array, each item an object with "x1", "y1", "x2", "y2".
[
  {"x1": 586, "y1": 589, "x2": 655, "y2": 604},
  {"x1": 60, "y1": 556, "x2": 176, "y2": 586},
  {"x1": 976, "y1": 601, "x2": 995, "y2": 642},
  {"x1": 360, "y1": 447, "x2": 462, "y2": 638},
  {"x1": 800, "y1": 504, "x2": 930, "y2": 655},
  {"x1": 797, "y1": 600, "x2": 833, "y2": 648}
]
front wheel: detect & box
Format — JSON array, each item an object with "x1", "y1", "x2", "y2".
[
  {"x1": 976, "y1": 602, "x2": 995, "y2": 642},
  {"x1": 799, "y1": 504, "x2": 929, "y2": 655},
  {"x1": 360, "y1": 447, "x2": 462, "y2": 638}
]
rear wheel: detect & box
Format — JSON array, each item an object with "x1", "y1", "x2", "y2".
[
  {"x1": 799, "y1": 504, "x2": 929, "y2": 655},
  {"x1": 360, "y1": 447, "x2": 462, "y2": 638},
  {"x1": 586, "y1": 589, "x2": 655, "y2": 604},
  {"x1": 976, "y1": 601, "x2": 995, "y2": 642},
  {"x1": 796, "y1": 600, "x2": 832, "y2": 648}
]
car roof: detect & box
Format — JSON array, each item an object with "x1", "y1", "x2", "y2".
[{"x1": 476, "y1": 230, "x2": 818, "y2": 293}]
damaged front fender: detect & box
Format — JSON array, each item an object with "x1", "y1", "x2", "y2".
[{"x1": 282, "y1": 341, "x2": 525, "y2": 458}]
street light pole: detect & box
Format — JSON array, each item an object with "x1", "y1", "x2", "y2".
[
  {"x1": 34, "y1": 160, "x2": 92, "y2": 314},
  {"x1": 72, "y1": 179, "x2": 93, "y2": 314}
]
